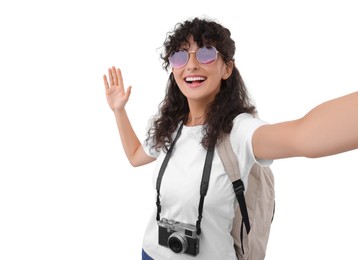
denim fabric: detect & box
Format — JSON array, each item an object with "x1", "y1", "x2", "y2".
[{"x1": 142, "y1": 249, "x2": 154, "y2": 260}]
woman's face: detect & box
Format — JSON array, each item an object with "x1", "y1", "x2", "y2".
[{"x1": 172, "y1": 36, "x2": 233, "y2": 107}]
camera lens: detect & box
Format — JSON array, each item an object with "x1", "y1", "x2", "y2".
[{"x1": 168, "y1": 232, "x2": 188, "y2": 254}]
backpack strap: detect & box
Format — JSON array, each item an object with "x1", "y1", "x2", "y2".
[
  {"x1": 196, "y1": 145, "x2": 215, "y2": 235},
  {"x1": 217, "y1": 134, "x2": 251, "y2": 234}
]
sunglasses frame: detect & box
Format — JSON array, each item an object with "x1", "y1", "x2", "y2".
[{"x1": 169, "y1": 46, "x2": 222, "y2": 69}]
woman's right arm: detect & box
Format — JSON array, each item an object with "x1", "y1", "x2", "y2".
[{"x1": 103, "y1": 66, "x2": 156, "y2": 167}]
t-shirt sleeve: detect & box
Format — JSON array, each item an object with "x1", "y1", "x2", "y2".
[
  {"x1": 142, "y1": 122, "x2": 184, "y2": 159},
  {"x1": 142, "y1": 138, "x2": 160, "y2": 158},
  {"x1": 141, "y1": 119, "x2": 161, "y2": 159},
  {"x1": 230, "y1": 113, "x2": 273, "y2": 187}
]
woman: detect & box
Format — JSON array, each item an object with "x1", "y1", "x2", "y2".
[{"x1": 103, "y1": 17, "x2": 358, "y2": 259}]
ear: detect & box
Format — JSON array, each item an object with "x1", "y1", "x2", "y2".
[{"x1": 222, "y1": 61, "x2": 234, "y2": 80}]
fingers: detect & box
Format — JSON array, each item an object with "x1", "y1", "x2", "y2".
[
  {"x1": 103, "y1": 75, "x2": 109, "y2": 90},
  {"x1": 125, "y1": 86, "x2": 132, "y2": 99},
  {"x1": 116, "y1": 68, "x2": 125, "y2": 92},
  {"x1": 103, "y1": 66, "x2": 130, "y2": 94},
  {"x1": 108, "y1": 68, "x2": 114, "y2": 86},
  {"x1": 111, "y1": 66, "x2": 118, "y2": 86},
  {"x1": 107, "y1": 66, "x2": 121, "y2": 86}
]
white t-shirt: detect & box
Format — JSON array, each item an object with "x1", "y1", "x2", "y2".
[{"x1": 142, "y1": 113, "x2": 272, "y2": 260}]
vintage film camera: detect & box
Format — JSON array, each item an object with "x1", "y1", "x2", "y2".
[{"x1": 158, "y1": 218, "x2": 200, "y2": 256}]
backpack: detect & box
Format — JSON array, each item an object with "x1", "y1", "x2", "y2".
[{"x1": 217, "y1": 133, "x2": 275, "y2": 260}]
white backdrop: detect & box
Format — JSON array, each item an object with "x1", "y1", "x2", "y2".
[{"x1": 1, "y1": 0, "x2": 357, "y2": 259}]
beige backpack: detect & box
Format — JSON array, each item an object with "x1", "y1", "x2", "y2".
[{"x1": 217, "y1": 134, "x2": 275, "y2": 260}]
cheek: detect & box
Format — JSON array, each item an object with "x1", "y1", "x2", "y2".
[
  {"x1": 172, "y1": 73, "x2": 185, "y2": 92},
  {"x1": 172, "y1": 71, "x2": 187, "y2": 92},
  {"x1": 172, "y1": 70, "x2": 182, "y2": 83}
]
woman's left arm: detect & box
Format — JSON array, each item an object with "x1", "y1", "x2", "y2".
[{"x1": 253, "y1": 91, "x2": 358, "y2": 160}]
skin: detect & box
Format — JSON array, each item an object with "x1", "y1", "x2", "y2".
[
  {"x1": 253, "y1": 93, "x2": 358, "y2": 159},
  {"x1": 103, "y1": 67, "x2": 154, "y2": 167},
  {"x1": 172, "y1": 37, "x2": 233, "y2": 126},
  {"x1": 103, "y1": 38, "x2": 358, "y2": 166}
]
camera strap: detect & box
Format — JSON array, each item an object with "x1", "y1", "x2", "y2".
[
  {"x1": 155, "y1": 122, "x2": 215, "y2": 236},
  {"x1": 156, "y1": 122, "x2": 184, "y2": 222},
  {"x1": 196, "y1": 144, "x2": 214, "y2": 235}
]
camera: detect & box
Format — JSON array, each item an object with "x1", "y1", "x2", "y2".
[{"x1": 158, "y1": 218, "x2": 200, "y2": 256}]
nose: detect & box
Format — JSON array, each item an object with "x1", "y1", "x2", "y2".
[{"x1": 186, "y1": 50, "x2": 199, "y2": 69}]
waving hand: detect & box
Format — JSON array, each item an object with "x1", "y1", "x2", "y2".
[
  {"x1": 103, "y1": 66, "x2": 132, "y2": 112},
  {"x1": 102, "y1": 66, "x2": 154, "y2": 166}
]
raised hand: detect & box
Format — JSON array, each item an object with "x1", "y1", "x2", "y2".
[{"x1": 103, "y1": 66, "x2": 132, "y2": 112}]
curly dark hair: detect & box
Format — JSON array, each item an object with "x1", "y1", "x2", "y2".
[{"x1": 146, "y1": 17, "x2": 256, "y2": 152}]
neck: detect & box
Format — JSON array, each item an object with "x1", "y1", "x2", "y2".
[
  {"x1": 186, "y1": 114, "x2": 205, "y2": 126},
  {"x1": 185, "y1": 100, "x2": 208, "y2": 126}
]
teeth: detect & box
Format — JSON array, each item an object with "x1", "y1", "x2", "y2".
[{"x1": 185, "y1": 76, "x2": 206, "y2": 82}]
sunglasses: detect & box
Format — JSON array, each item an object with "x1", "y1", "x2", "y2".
[{"x1": 169, "y1": 46, "x2": 221, "y2": 69}]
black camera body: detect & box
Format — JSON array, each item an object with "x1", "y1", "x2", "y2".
[{"x1": 158, "y1": 218, "x2": 200, "y2": 256}]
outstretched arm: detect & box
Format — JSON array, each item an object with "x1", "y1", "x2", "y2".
[
  {"x1": 103, "y1": 66, "x2": 155, "y2": 167},
  {"x1": 253, "y1": 91, "x2": 358, "y2": 160}
]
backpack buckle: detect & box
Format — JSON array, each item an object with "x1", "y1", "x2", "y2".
[{"x1": 232, "y1": 179, "x2": 245, "y2": 195}]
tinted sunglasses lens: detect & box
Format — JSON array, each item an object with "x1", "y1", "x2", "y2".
[
  {"x1": 197, "y1": 47, "x2": 217, "y2": 64},
  {"x1": 169, "y1": 50, "x2": 188, "y2": 68}
]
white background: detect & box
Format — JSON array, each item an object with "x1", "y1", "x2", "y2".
[{"x1": 1, "y1": 0, "x2": 357, "y2": 259}]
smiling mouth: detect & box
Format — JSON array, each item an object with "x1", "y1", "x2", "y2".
[{"x1": 185, "y1": 76, "x2": 206, "y2": 84}]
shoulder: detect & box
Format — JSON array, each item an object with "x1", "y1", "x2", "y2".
[
  {"x1": 230, "y1": 113, "x2": 272, "y2": 166},
  {"x1": 142, "y1": 121, "x2": 185, "y2": 159},
  {"x1": 232, "y1": 113, "x2": 268, "y2": 135}
]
